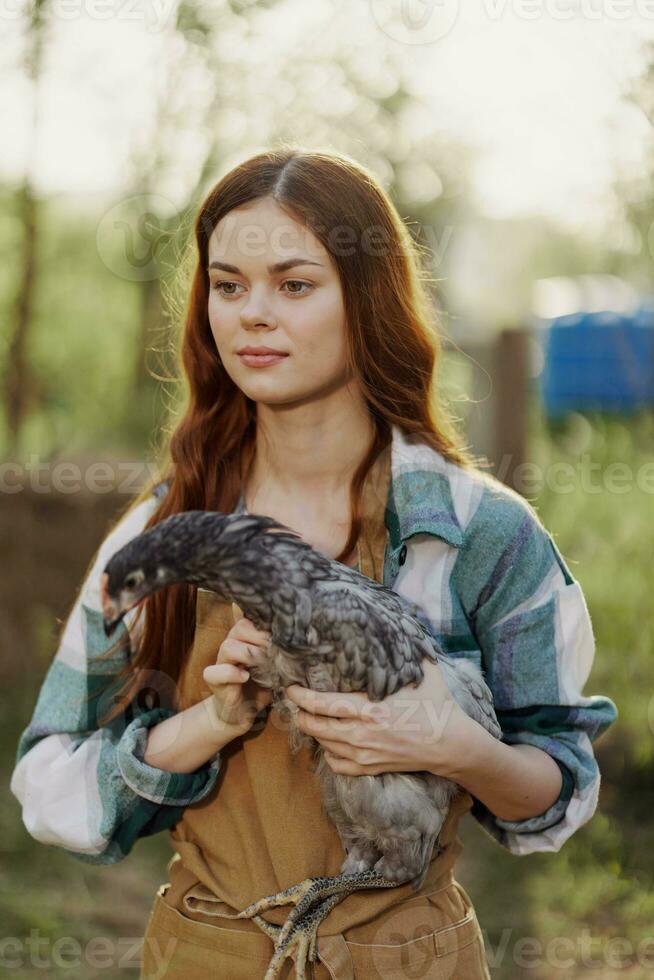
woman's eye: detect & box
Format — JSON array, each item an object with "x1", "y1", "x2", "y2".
[
  {"x1": 212, "y1": 281, "x2": 242, "y2": 296},
  {"x1": 282, "y1": 280, "x2": 312, "y2": 295}
]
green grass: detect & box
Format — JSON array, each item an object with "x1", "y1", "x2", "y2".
[{"x1": 1, "y1": 686, "x2": 172, "y2": 978}]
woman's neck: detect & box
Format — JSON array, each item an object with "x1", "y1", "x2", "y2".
[
  {"x1": 246, "y1": 394, "x2": 376, "y2": 506},
  {"x1": 241, "y1": 393, "x2": 375, "y2": 566}
]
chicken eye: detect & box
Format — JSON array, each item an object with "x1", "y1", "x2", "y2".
[{"x1": 124, "y1": 571, "x2": 144, "y2": 590}]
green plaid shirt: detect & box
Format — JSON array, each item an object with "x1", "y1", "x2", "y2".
[{"x1": 10, "y1": 424, "x2": 618, "y2": 863}]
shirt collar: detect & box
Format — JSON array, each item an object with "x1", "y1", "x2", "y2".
[{"x1": 385, "y1": 424, "x2": 464, "y2": 549}]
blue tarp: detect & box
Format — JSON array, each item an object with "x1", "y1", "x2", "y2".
[{"x1": 539, "y1": 308, "x2": 654, "y2": 418}]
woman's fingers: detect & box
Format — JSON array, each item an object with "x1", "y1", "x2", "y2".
[
  {"x1": 219, "y1": 637, "x2": 266, "y2": 668},
  {"x1": 231, "y1": 619, "x2": 271, "y2": 644},
  {"x1": 204, "y1": 662, "x2": 250, "y2": 685},
  {"x1": 313, "y1": 736, "x2": 356, "y2": 760},
  {"x1": 232, "y1": 602, "x2": 270, "y2": 635}
]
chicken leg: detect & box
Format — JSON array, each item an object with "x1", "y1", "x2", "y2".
[{"x1": 237, "y1": 868, "x2": 404, "y2": 980}]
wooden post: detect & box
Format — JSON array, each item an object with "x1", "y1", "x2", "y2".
[
  {"x1": 492, "y1": 328, "x2": 529, "y2": 492},
  {"x1": 444, "y1": 328, "x2": 530, "y2": 493}
]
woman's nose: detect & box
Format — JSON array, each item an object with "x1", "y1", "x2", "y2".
[{"x1": 240, "y1": 290, "x2": 277, "y2": 328}]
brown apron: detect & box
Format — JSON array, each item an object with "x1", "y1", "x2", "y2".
[{"x1": 140, "y1": 449, "x2": 491, "y2": 979}]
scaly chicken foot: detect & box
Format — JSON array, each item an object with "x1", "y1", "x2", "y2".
[
  {"x1": 260, "y1": 893, "x2": 342, "y2": 980},
  {"x1": 237, "y1": 870, "x2": 402, "y2": 980},
  {"x1": 250, "y1": 913, "x2": 284, "y2": 943}
]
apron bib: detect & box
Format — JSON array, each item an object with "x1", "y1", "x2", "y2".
[{"x1": 140, "y1": 448, "x2": 491, "y2": 979}]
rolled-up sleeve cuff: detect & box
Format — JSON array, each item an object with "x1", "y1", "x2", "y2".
[
  {"x1": 491, "y1": 757, "x2": 575, "y2": 834},
  {"x1": 469, "y1": 746, "x2": 603, "y2": 855},
  {"x1": 116, "y1": 707, "x2": 221, "y2": 806}
]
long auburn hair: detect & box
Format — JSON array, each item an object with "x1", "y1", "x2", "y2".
[{"x1": 93, "y1": 145, "x2": 479, "y2": 725}]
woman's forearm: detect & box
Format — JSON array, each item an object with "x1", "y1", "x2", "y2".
[
  {"x1": 439, "y1": 713, "x2": 564, "y2": 822},
  {"x1": 143, "y1": 695, "x2": 242, "y2": 774}
]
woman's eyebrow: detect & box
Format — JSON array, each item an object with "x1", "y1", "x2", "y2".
[{"x1": 207, "y1": 257, "x2": 324, "y2": 274}]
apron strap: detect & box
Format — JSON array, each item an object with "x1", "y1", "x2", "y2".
[
  {"x1": 309, "y1": 933, "x2": 355, "y2": 980},
  {"x1": 357, "y1": 443, "x2": 391, "y2": 585}
]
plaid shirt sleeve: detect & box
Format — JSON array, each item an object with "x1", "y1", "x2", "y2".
[
  {"x1": 454, "y1": 481, "x2": 618, "y2": 855},
  {"x1": 10, "y1": 494, "x2": 221, "y2": 865}
]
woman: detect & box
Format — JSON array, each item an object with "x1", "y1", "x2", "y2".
[{"x1": 11, "y1": 147, "x2": 618, "y2": 979}]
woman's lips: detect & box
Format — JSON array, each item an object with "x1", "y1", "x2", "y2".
[{"x1": 238, "y1": 353, "x2": 289, "y2": 368}]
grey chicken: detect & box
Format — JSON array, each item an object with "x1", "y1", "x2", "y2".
[{"x1": 101, "y1": 510, "x2": 501, "y2": 979}]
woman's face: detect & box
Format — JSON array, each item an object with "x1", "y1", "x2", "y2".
[{"x1": 207, "y1": 196, "x2": 352, "y2": 406}]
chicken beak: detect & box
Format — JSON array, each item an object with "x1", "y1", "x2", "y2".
[
  {"x1": 101, "y1": 572, "x2": 125, "y2": 638},
  {"x1": 103, "y1": 614, "x2": 124, "y2": 638}
]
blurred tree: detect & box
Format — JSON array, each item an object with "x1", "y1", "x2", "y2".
[
  {"x1": 116, "y1": 0, "x2": 288, "y2": 439},
  {"x1": 3, "y1": 0, "x2": 48, "y2": 457},
  {"x1": 611, "y1": 38, "x2": 654, "y2": 289}
]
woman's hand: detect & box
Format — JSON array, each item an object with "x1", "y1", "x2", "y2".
[
  {"x1": 285, "y1": 659, "x2": 474, "y2": 778},
  {"x1": 202, "y1": 603, "x2": 273, "y2": 737}
]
